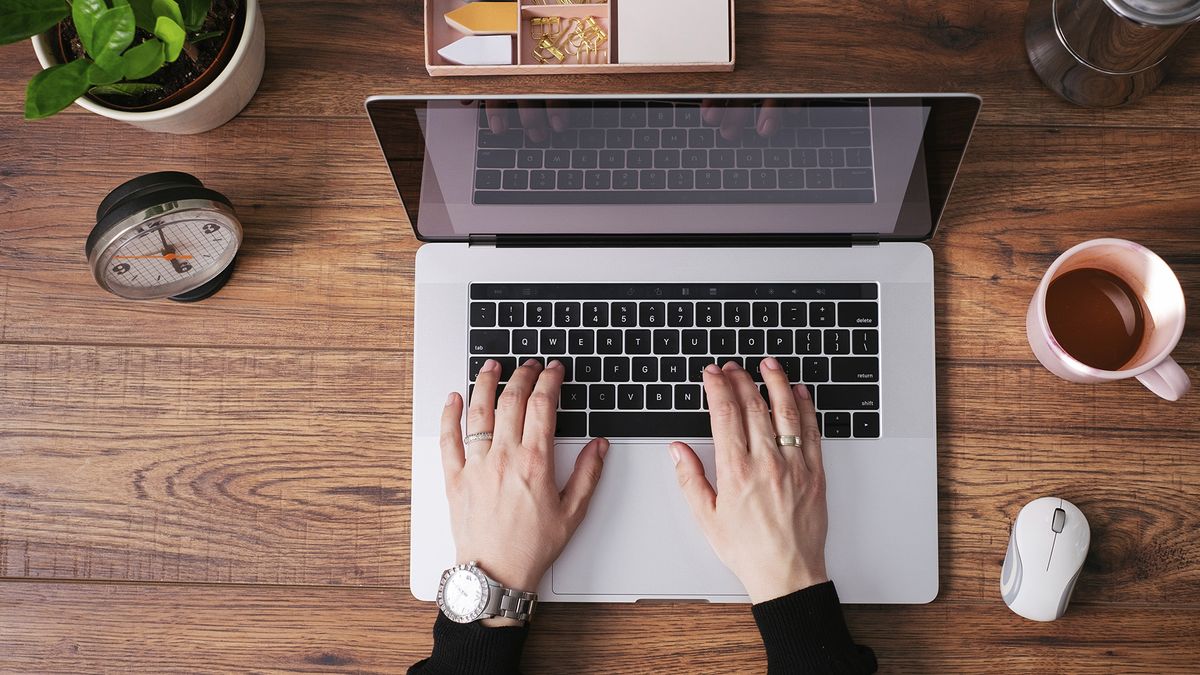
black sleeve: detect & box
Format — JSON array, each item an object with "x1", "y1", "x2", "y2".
[
  {"x1": 751, "y1": 581, "x2": 878, "y2": 674},
  {"x1": 408, "y1": 612, "x2": 530, "y2": 675}
]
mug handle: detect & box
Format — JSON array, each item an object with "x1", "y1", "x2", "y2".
[{"x1": 1136, "y1": 357, "x2": 1191, "y2": 401}]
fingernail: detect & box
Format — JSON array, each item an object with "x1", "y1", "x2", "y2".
[
  {"x1": 488, "y1": 115, "x2": 504, "y2": 134},
  {"x1": 722, "y1": 360, "x2": 740, "y2": 371},
  {"x1": 446, "y1": 392, "x2": 457, "y2": 406},
  {"x1": 762, "y1": 357, "x2": 781, "y2": 371},
  {"x1": 668, "y1": 444, "x2": 681, "y2": 466},
  {"x1": 796, "y1": 384, "x2": 811, "y2": 400},
  {"x1": 480, "y1": 359, "x2": 499, "y2": 373},
  {"x1": 523, "y1": 358, "x2": 542, "y2": 368},
  {"x1": 759, "y1": 118, "x2": 777, "y2": 136},
  {"x1": 598, "y1": 438, "x2": 610, "y2": 459},
  {"x1": 546, "y1": 359, "x2": 563, "y2": 370},
  {"x1": 528, "y1": 127, "x2": 547, "y2": 143},
  {"x1": 704, "y1": 363, "x2": 721, "y2": 374}
]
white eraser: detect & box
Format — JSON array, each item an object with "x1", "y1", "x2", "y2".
[
  {"x1": 618, "y1": 0, "x2": 730, "y2": 64},
  {"x1": 438, "y1": 35, "x2": 514, "y2": 66}
]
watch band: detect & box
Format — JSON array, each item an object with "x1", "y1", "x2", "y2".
[{"x1": 484, "y1": 584, "x2": 538, "y2": 622}]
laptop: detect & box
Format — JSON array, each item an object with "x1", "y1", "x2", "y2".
[{"x1": 366, "y1": 93, "x2": 981, "y2": 604}]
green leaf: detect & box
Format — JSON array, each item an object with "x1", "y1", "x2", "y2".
[
  {"x1": 113, "y1": 0, "x2": 157, "y2": 33},
  {"x1": 24, "y1": 57, "x2": 91, "y2": 119},
  {"x1": 89, "y1": 82, "x2": 163, "y2": 97},
  {"x1": 179, "y1": 0, "x2": 210, "y2": 32},
  {"x1": 189, "y1": 29, "x2": 222, "y2": 42},
  {"x1": 0, "y1": 0, "x2": 69, "y2": 44},
  {"x1": 71, "y1": 0, "x2": 106, "y2": 55},
  {"x1": 120, "y1": 37, "x2": 164, "y2": 80},
  {"x1": 89, "y1": 4, "x2": 136, "y2": 73},
  {"x1": 153, "y1": 14, "x2": 184, "y2": 61},
  {"x1": 87, "y1": 61, "x2": 121, "y2": 85},
  {"x1": 151, "y1": 0, "x2": 183, "y2": 29}
]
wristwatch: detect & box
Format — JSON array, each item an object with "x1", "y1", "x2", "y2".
[{"x1": 436, "y1": 561, "x2": 538, "y2": 624}]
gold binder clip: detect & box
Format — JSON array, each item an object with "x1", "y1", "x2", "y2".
[{"x1": 534, "y1": 35, "x2": 566, "y2": 63}]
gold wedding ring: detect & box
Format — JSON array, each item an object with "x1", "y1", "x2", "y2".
[
  {"x1": 464, "y1": 431, "x2": 494, "y2": 444},
  {"x1": 775, "y1": 434, "x2": 803, "y2": 447}
]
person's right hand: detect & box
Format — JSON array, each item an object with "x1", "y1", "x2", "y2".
[{"x1": 670, "y1": 358, "x2": 830, "y2": 604}]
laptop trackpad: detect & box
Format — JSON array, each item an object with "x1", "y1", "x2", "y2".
[{"x1": 551, "y1": 442, "x2": 746, "y2": 598}]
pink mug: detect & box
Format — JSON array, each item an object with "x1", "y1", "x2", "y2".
[{"x1": 1027, "y1": 238, "x2": 1190, "y2": 401}]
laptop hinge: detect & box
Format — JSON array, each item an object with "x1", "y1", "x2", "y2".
[
  {"x1": 490, "y1": 233, "x2": 859, "y2": 248},
  {"x1": 467, "y1": 234, "x2": 498, "y2": 247},
  {"x1": 851, "y1": 233, "x2": 880, "y2": 246}
]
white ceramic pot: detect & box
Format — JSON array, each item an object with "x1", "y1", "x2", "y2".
[{"x1": 31, "y1": 0, "x2": 265, "y2": 134}]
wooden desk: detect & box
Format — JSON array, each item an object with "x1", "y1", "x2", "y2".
[{"x1": 1, "y1": 2, "x2": 1197, "y2": 672}]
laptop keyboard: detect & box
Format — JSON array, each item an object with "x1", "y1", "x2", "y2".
[
  {"x1": 467, "y1": 283, "x2": 881, "y2": 440},
  {"x1": 473, "y1": 101, "x2": 876, "y2": 205}
]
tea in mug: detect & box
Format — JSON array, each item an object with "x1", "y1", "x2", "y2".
[{"x1": 1045, "y1": 268, "x2": 1146, "y2": 371}]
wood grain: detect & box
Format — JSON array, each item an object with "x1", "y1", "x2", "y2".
[{"x1": 0, "y1": 582, "x2": 1197, "y2": 674}]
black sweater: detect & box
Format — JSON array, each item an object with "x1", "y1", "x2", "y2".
[{"x1": 410, "y1": 581, "x2": 877, "y2": 674}]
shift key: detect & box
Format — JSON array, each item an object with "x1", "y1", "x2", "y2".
[{"x1": 816, "y1": 384, "x2": 879, "y2": 410}]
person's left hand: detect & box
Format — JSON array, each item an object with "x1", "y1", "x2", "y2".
[{"x1": 440, "y1": 358, "x2": 609, "y2": 624}]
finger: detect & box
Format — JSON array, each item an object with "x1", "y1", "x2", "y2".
[
  {"x1": 522, "y1": 359, "x2": 565, "y2": 453},
  {"x1": 761, "y1": 357, "x2": 805, "y2": 464},
  {"x1": 719, "y1": 104, "x2": 750, "y2": 142},
  {"x1": 495, "y1": 358, "x2": 544, "y2": 448},
  {"x1": 561, "y1": 437, "x2": 609, "y2": 523},
  {"x1": 702, "y1": 363, "x2": 748, "y2": 468},
  {"x1": 795, "y1": 384, "x2": 824, "y2": 477},
  {"x1": 546, "y1": 100, "x2": 569, "y2": 132},
  {"x1": 670, "y1": 442, "x2": 716, "y2": 526},
  {"x1": 757, "y1": 99, "x2": 782, "y2": 137},
  {"x1": 517, "y1": 101, "x2": 550, "y2": 143},
  {"x1": 723, "y1": 361, "x2": 777, "y2": 455},
  {"x1": 484, "y1": 101, "x2": 509, "y2": 134},
  {"x1": 466, "y1": 359, "x2": 500, "y2": 460},
  {"x1": 440, "y1": 392, "x2": 466, "y2": 480},
  {"x1": 700, "y1": 98, "x2": 725, "y2": 125}
]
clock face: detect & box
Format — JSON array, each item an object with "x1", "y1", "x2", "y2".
[
  {"x1": 93, "y1": 206, "x2": 241, "y2": 300},
  {"x1": 440, "y1": 567, "x2": 489, "y2": 622}
]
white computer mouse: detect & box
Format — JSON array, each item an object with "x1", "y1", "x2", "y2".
[{"x1": 1000, "y1": 496, "x2": 1091, "y2": 621}]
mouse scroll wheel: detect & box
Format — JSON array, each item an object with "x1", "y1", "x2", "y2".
[{"x1": 1052, "y1": 508, "x2": 1066, "y2": 533}]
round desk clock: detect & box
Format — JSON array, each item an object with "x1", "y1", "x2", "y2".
[{"x1": 86, "y1": 172, "x2": 243, "y2": 302}]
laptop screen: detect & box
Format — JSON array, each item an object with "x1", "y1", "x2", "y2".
[{"x1": 366, "y1": 94, "x2": 979, "y2": 242}]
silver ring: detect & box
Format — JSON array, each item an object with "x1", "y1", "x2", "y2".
[
  {"x1": 464, "y1": 431, "x2": 494, "y2": 444},
  {"x1": 776, "y1": 434, "x2": 803, "y2": 447}
]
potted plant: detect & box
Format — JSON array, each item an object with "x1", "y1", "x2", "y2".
[{"x1": 0, "y1": 0, "x2": 265, "y2": 134}]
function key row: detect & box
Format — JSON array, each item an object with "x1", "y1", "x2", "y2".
[
  {"x1": 470, "y1": 301, "x2": 878, "y2": 329},
  {"x1": 471, "y1": 282, "x2": 877, "y2": 301}
]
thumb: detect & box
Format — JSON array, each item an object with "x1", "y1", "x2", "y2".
[
  {"x1": 670, "y1": 442, "x2": 716, "y2": 524},
  {"x1": 561, "y1": 437, "x2": 609, "y2": 523}
]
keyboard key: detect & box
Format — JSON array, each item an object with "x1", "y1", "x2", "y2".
[
  {"x1": 632, "y1": 357, "x2": 658, "y2": 382},
  {"x1": 817, "y1": 384, "x2": 880, "y2": 410},
  {"x1": 737, "y1": 149, "x2": 763, "y2": 168},
  {"x1": 791, "y1": 148, "x2": 818, "y2": 166},
  {"x1": 628, "y1": 150, "x2": 653, "y2": 169},
  {"x1": 635, "y1": 129, "x2": 660, "y2": 148},
  {"x1": 611, "y1": 302, "x2": 636, "y2": 327},
  {"x1": 835, "y1": 168, "x2": 874, "y2": 189},
  {"x1": 779, "y1": 356, "x2": 802, "y2": 382},
  {"x1": 545, "y1": 149, "x2": 571, "y2": 168},
  {"x1": 551, "y1": 129, "x2": 579, "y2": 148},
  {"x1": 647, "y1": 384, "x2": 673, "y2": 409},
  {"x1": 561, "y1": 384, "x2": 588, "y2": 410},
  {"x1": 469, "y1": 330, "x2": 508, "y2": 355},
  {"x1": 512, "y1": 330, "x2": 538, "y2": 354},
  {"x1": 724, "y1": 302, "x2": 751, "y2": 327},
  {"x1": 557, "y1": 170, "x2": 583, "y2": 190},
  {"x1": 579, "y1": 128, "x2": 606, "y2": 148},
  {"x1": 696, "y1": 169, "x2": 722, "y2": 188},
  {"x1": 662, "y1": 129, "x2": 687, "y2": 148},
  {"x1": 583, "y1": 302, "x2": 608, "y2": 327},
  {"x1": 647, "y1": 103, "x2": 673, "y2": 127},
  {"x1": 697, "y1": 302, "x2": 722, "y2": 326},
  {"x1": 475, "y1": 170, "x2": 501, "y2": 189},
  {"x1": 517, "y1": 149, "x2": 542, "y2": 168},
  {"x1": 571, "y1": 149, "x2": 598, "y2": 169},
  {"x1": 470, "y1": 302, "x2": 496, "y2": 327},
  {"x1": 541, "y1": 330, "x2": 567, "y2": 355},
  {"x1": 682, "y1": 330, "x2": 708, "y2": 354},
  {"x1": 499, "y1": 302, "x2": 522, "y2": 327},
  {"x1": 554, "y1": 356, "x2": 574, "y2": 382},
  {"x1": 618, "y1": 384, "x2": 645, "y2": 409},
  {"x1": 722, "y1": 169, "x2": 749, "y2": 189},
  {"x1": 832, "y1": 357, "x2": 878, "y2": 383},
  {"x1": 767, "y1": 329, "x2": 793, "y2": 355},
  {"x1": 526, "y1": 302, "x2": 552, "y2": 327},
  {"x1": 803, "y1": 356, "x2": 829, "y2": 382},
  {"x1": 819, "y1": 149, "x2": 846, "y2": 167},
  {"x1": 674, "y1": 385, "x2": 703, "y2": 410},
  {"x1": 806, "y1": 168, "x2": 832, "y2": 189},
  {"x1": 477, "y1": 150, "x2": 516, "y2": 169},
  {"x1": 555, "y1": 302, "x2": 581, "y2": 327},
  {"x1": 779, "y1": 169, "x2": 805, "y2": 189},
  {"x1": 825, "y1": 128, "x2": 871, "y2": 147},
  {"x1": 478, "y1": 129, "x2": 524, "y2": 148},
  {"x1": 782, "y1": 302, "x2": 807, "y2": 327},
  {"x1": 795, "y1": 129, "x2": 823, "y2": 147},
  {"x1": 688, "y1": 357, "x2": 716, "y2": 382},
  {"x1": 846, "y1": 148, "x2": 873, "y2": 167},
  {"x1": 753, "y1": 302, "x2": 779, "y2": 327},
  {"x1": 555, "y1": 411, "x2": 588, "y2": 437},
  {"x1": 599, "y1": 149, "x2": 625, "y2": 168},
  {"x1": 502, "y1": 170, "x2": 529, "y2": 190},
  {"x1": 660, "y1": 357, "x2": 687, "y2": 382},
  {"x1": 669, "y1": 302, "x2": 694, "y2": 327},
  {"x1": 568, "y1": 329, "x2": 594, "y2": 354},
  {"x1": 768, "y1": 127, "x2": 796, "y2": 148},
  {"x1": 688, "y1": 128, "x2": 715, "y2": 148},
  {"x1": 576, "y1": 357, "x2": 602, "y2": 382},
  {"x1": 590, "y1": 384, "x2": 616, "y2": 410},
  {"x1": 597, "y1": 330, "x2": 623, "y2": 353},
  {"x1": 530, "y1": 170, "x2": 556, "y2": 190},
  {"x1": 682, "y1": 149, "x2": 707, "y2": 168},
  {"x1": 824, "y1": 329, "x2": 851, "y2": 355},
  {"x1": 469, "y1": 356, "x2": 516, "y2": 381},
  {"x1": 625, "y1": 330, "x2": 652, "y2": 354},
  {"x1": 739, "y1": 329, "x2": 766, "y2": 355},
  {"x1": 796, "y1": 329, "x2": 821, "y2": 354},
  {"x1": 652, "y1": 148, "x2": 681, "y2": 168},
  {"x1": 810, "y1": 302, "x2": 835, "y2": 326},
  {"x1": 853, "y1": 329, "x2": 879, "y2": 355},
  {"x1": 604, "y1": 356, "x2": 630, "y2": 382},
  {"x1": 853, "y1": 412, "x2": 881, "y2": 438},
  {"x1": 710, "y1": 329, "x2": 736, "y2": 355},
  {"x1": 809, "y1": 105, "x2": 870, "y2": 127},
  {"x1": 640, "y1": 170, "x2": 666, "y2": 189},
  {"x1": 718, "y1": 356, "x2": 743, "y2": 370},
  {"x1": 676, "y1": 105, "x2": 701, "y2": 127},
  {"x1": 743, "y1": 357, "x2": 765, "y2": 382},
  {"x1": 765, "y1": 148, "x2": 790, "y2": 167},
  {"x1": 709, "y1": 150, "x2": 735, "y2": 168},
  {"x1": 838, "y1": 302, "x2": 879, "y2": 327},
  {"x1": 613, "y1": 170, "x2": 639, "y2": 189},
  {"x1": 594, "y1": 106, "x2": 620, "y2": 127},
  {"x1": 585, "y1": 170, "x2": 611, "y2": 190},
  {"x1": 824, "y1": 412, "x2": 852, "y2": 438},
  {"x1": 750, "y1": 169, "x2": 777, "y2": 189},
  {"x1": 639, "y1": 302, "x2": 665, "y2": 327},
  {"x1": 606, "y1": 128, "x2": 633, "y2": 148},
  {"x1": 653, "y1": 329, "x2": 680, "y2": 354},
  {"x1": 589, "y1": 412, "x2": 711, "y2": 437}
]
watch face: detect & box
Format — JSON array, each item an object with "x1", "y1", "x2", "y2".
[{"x1": 438, "y1": 566, "x2": 489, "y2": 623}]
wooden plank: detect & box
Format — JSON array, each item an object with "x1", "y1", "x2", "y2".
[
  {"x1": 0, "y1": 1, "x2": 1197, "y2": 128},
  {"x1": 2, "y1": 344, "x2": 1196, "y2": 603},
  {"x1": 0, "y1": 581, "x2": 1196, "y2": 673}
]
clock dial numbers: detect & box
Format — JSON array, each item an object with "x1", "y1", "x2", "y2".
[{"x1": 97, "y1": 209, "x2": 239, "y2": 299}]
